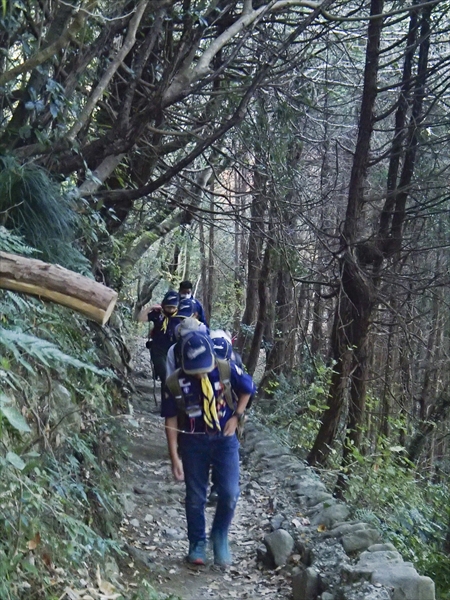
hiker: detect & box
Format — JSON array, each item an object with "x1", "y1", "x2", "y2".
[
  {"x1": 178, "y1": 280, "x2": 207, "y2": 325},
  {"x1": 175, "y1": 297, "x2": 198, "y2": 321},
  {"x1": 207, "y1": 329, "x2": 246, "y2": 504},
  {"x1": 210, "y1": 329, "x2": 244, "y2": 369},
  {"x1": 144, "y1": 290, "x2": 180, "y2": 397},
  {"x1": 166, "y1": 314, "x2": 209, "y2": 377},
  {"x1": 162, "y1": 331, "x2": 255, "y2": 566}
]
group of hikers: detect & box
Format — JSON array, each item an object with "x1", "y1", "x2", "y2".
[{"x1": 138, "y1": 280, "x2": 256, "y2": 567}]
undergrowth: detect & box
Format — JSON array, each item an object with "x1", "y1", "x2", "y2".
[
  {"x1": 0, "y1": 232, "x2": 172, "y2": 599},
  {"x1": 255, "y1": 363, "x2": 450, "y2": 599}
]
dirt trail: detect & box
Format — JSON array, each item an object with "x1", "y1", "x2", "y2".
[{"x1": 115, "y1": 341, "x2": 293, "y2": 599}]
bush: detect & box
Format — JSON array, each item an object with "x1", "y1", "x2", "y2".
[{"x1": 255, "y1": 360, "x2": 334, "y2": 458}]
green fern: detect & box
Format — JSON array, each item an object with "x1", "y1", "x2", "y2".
[
  {"x1": 0, "y1": 327, "x2": 111, "y2": 376},
  {"x1": 0, "y1": 226, "x2": 36, "y2": 255},
  {"x1": 0, "y1": 290, "x2": 42, "y2": 322},
  {"x1": 0, "y1": 394, "x2": 31, "y2": 432}
]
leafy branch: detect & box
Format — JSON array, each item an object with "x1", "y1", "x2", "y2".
[{"x1": 0, "y1": 328, "x2": 111, "y2": 377}]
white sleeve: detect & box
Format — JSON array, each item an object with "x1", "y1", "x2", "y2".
[{"x1": 166, "y1": 345, "x2": 176, "y2": 376}]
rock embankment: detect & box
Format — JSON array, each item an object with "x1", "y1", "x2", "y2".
[{"x1": 242, "y1": 422, "x2": 436, "y2": 600}]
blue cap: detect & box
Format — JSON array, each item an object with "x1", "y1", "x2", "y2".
[
  {"x1": 162, "y1": 290, "x2": 179, "y2": 308},
  {"x1": 181, "y1": 332, "x2": 215, "y2": 374},
  {"x1": 177, "y1": 297, "x2": 196, "y2": 318},
  {"x1": 211, "y1": 336, "x2": 232, "y2": 360}
]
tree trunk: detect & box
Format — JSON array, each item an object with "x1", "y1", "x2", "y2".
[
  {"x1": 259, "y1": 265, "x2": 294, "y2": 394},
  {"x1": 417, "y1": 277, "x2": 440, "y2": 420},
  {"x1": 233, "y1": 174, "x2": 246, "y2": 334},
  {"x1": 407, "y1": 392, "x2": 450, "y2": 464},
  {"x1": 206, "y1": 193, "x2": 215, "y2": 323},
  {"x1": 308, "y1": 0, "x2": 384, "y2": 468},
  {"x1": 0, "y1": 252, "x2": 117, "y2": 325},
  {"x1": 199, "y1": 216, "x2": 208, "y2": 320},
  {"x1": 133, "y1": 274, "x2": 162, "y2": 319},
  {"x1": 310, "y1": 281, "x2": 323, "y2": 357},
  {"x1": 308, "y1": 254, "x2": 376, "y2": 469},
  {"x1": 245, "y1": 237, "x2": 273, "y2": 375},
  {"x1": 236, "y1": 169, "x2": 266, "y2": 359},
  {"x1": 168, "y1": 243, "x2": 180, "y2": 279}
]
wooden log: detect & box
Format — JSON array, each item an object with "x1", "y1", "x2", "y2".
[{"x1": 0, "y1": 252, "x2": 118, "y2": 325}]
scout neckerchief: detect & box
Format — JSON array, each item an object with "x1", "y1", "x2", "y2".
[
  {"x1": 201, "y1": 374, "x2": 221, "y2": 431},
  {"x1": 161, "y1": 309, "x2": 177, "y2": 333}
]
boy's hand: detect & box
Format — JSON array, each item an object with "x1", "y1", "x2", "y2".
[
  {"x1": 171, "y1": 457, "x2": 184, "y2": 481},
  {"x1": 224, "y1": 416, "x2": 238, "y2": 436}
]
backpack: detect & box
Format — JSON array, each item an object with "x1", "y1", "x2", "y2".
[
  {"x1": 165, "y1": 359, "x2": 236, "y2": 412},
  {"x1": 165, "y1": 359, "x2": 244, "y2": 434}
]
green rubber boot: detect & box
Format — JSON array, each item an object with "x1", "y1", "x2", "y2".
[
  {"x1": 187, "y1": 540, "x2": 206, "y2": 565},
  {"x1": 210, "y1": 530, "x2": 231, "y2": 566}
]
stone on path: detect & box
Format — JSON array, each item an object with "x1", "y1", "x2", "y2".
[
  {"x1": 264, "y1": 529, "x2": 295, "y2": 567},
  {"x1": 292, "y1": 566, "x2": 320, "y2": 600}
]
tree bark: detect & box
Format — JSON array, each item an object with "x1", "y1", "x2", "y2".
[
  {"x1": 245, "y1": 237, "x2": 273, "y2": 375},
  {"x1": 206, "y1": 192, "x2": 215, "y2": 323},
  {"x1": 407, "y1": 392, "x2": 450, "y2": 464},
  {"x1": 259, "y1": 261, "x2": 294, "y2": 395},
  {"x1": 236, "y1": 178, "x2": 266, "y2": 359},
  {"x1": 310, "y1": 281, "x2": 323, "y2": 357},
  {"x1": 199, "y1": 215, "x2": 208, "y2": 321},
  {"x1": 0, "y1": 252, "x2": 117, "y2": 325},
  {"x1": 133, "y1": 274, "x2": 162, "y2": 320},
  {"x1": 233, "y1": 188, "x2": 246, "y2": 334}
]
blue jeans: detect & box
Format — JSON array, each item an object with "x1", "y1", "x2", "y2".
[{"x1": 178, "y1": 432, "x2": 240, "y2": 544}]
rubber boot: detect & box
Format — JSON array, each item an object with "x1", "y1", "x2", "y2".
[
  {"x1": 187, "y1": 540, "x2": 206, "y2": 565},
  {"x1": 210, "y1": 530, "x2": 231, "y2": 566}
]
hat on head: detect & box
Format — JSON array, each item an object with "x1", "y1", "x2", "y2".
[
  {"x1": 161, "y1": 290, "x2": 179, "y2": 308},
  {"x1": 210, "y1": 330, "x2": 233, "y2": 361},
  {"x1": 181, "y1": 332, "x2": 215, "y2": 374},
  {"x1": 177, "y1": 297, "x2": 196, "y2": 318}
]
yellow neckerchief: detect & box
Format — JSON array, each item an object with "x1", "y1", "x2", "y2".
[
  {"x1": 201, "y1": 374, "x2": 221, "y2": 431},
  {"x1": 161, "y1": 309, "x2": 177, "y2": 333}
]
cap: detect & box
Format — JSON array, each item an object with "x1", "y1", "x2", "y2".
[
  {"x1": 210, "y1": 329, "x2": 232, "y2": 343},
  {"x1": 181, "y1": 332, "x2": 216, "y2": 374},
  {"x1": 177, "y1": 298, "x2": 196, "y2": 318},
  {"x1": 161, "y1": 290, "x2": 179, "y2": 308},
  {"x1": 210, "y1": 330, "x2": 233, "y2": 360}
]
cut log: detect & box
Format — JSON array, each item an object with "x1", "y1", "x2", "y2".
[{"x1": 0, "y1": 252, "x2": 118, "y2": 325}]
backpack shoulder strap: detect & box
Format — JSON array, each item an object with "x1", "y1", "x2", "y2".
[
  {"x1": 165, "y1": 369, "x2": 184, "y2": 412},
  {"x1": 174, "y1": 340, "x2": 182, "y2": 368},
  {"x1": 216, "y1": 359, "x2": 235, "y2": 411}
]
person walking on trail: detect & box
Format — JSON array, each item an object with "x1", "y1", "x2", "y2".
[
  {"x1": 166, "y1": 314, "x2": 209, "y2": 377},
  {"x1": 162, "y1": 331, "x2": 255, "y2": 567},
  {"x1": 178, "y1": 280, "x2": 207, "y2": 325},
  {"x1": 144, "y1": 290, "x2": 180, "y2": 396},
  {"x1": 175, "y1": 297, "x2": 198, "y2": 322},
  {"x1": 207, "y1": 330, "x2": 247, "y2": 504},
  {"x1": 210, "y1": 329, "x2": 244, "y2": 369}
]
